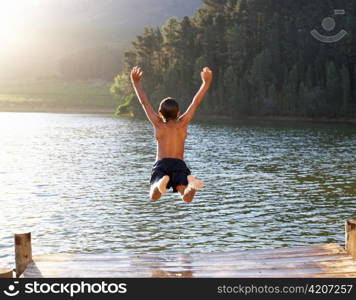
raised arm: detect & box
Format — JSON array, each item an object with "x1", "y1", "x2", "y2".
[
  {"x1": 179, "y1": 67, "x2": 213, "y2": 125},
  {"x1": 130, "y1": 66, "x2": 161, "y2": 125}
]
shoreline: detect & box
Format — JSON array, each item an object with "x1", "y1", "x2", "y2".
[
  {"x1": 1, "y1": 105, "x2": 355, "y2": 123},
  {"x1": 194, "y1": 114, "x2": 356, "y2": 124},
  {"x1": 0, "y1": 105, "x2": 115, "y2": 115}
]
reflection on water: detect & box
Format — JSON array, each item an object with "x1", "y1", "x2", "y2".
[{"x1": 0, "y1": 113, "x2": 355, "y2": 267}]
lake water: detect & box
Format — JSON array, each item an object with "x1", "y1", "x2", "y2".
[{"x1": 0, "y1": 113, "x2": 355, "y2": 268}]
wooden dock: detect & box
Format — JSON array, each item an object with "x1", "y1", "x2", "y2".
[{"x1": 2, "y1": 220, "x2": 356, "y2": 278}]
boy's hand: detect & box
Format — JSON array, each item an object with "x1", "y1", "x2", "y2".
[
  {"x1": 131, "y1": 66, "x2": 143, "y2": 84},
  {"x1": 179, "y1": 67, "x2": 212, "y2": 124},
  {"x1": 201, "y1": 67, "x2": 213, "y2": 85}
]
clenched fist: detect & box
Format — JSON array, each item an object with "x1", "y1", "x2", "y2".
[{"x1": 201, "y1": 67, "x2": 213, "y2": 85}]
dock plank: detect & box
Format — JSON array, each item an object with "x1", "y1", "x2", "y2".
[{"x1": 22, "y1": 243, "x2": 356, "y2": 278}]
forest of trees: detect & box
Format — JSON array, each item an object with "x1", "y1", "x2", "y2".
[{"x1": 111, "y1": 0, "x2": 356, "y2": 119}]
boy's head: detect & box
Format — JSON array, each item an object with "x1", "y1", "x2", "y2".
[{"x1": 158, "y1": 97, "x2": 179, "y2": 122}]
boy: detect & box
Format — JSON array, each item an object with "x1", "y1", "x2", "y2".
[{"x1": 130, "y1": 66, "x2": 213, "y2": 203}]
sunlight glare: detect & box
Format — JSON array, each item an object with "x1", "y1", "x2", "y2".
[{"x1": 0, "y1": 0, "x2": 41, "y2": 49}]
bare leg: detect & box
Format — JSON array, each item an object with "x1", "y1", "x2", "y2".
[
  {"x1": 176, "y1": 185, "x2": 196, "y2": 203},
  {"x1": 150, "y1": 176, "x2": 170, "y2": 200},
  {"x1": 187, "y1": 175, "x2": 204, "y2": 190}
]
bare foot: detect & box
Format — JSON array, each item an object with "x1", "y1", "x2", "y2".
[
  {"x1": 183, "y1": 187, "x2": 196, "y2": 203},
  {"x1": 157, "y1": 176, "x2": 170, "y2": 195},
  {"x1": 187, "y1": 175, "x2": 204, "y2": 190}
]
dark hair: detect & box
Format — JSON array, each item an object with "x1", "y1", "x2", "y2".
[{"x1": 158, "y1": 98, "x2": 179, "y2": 121}]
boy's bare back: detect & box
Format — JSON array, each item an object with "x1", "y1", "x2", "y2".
[{"x1": 154, "y1": 120, "x2": 187, "y2": 160}]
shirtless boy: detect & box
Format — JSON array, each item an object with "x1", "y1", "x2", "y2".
[{"x1": 130, "y1": 66, "x2": 213, "y2": 203}]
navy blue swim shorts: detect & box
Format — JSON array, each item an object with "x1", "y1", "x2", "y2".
[{"x1": 150, "y1": 158, "x2": 191, "y2": 193}]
